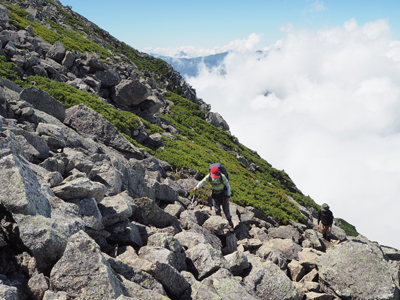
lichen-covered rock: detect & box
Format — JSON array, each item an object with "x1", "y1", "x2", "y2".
[
  {"x1": 186, "y1": 243, "x2": 228, "y2": 280},
  {"x1": 256, "y1": 244, "x2": 287, "y2": 270},
  {"x1": 175, "y1": 225, "x2": 222, "y2": 251},
  {"x1": 99, "y1": 192, "x2": 133, "y2": 227},
  {"x1": 64, "y1": 104, "x2": 143, "y2": 159},
  {"x1": 244, "y1": 254, "x2": 300, "y2": 300},
  {"x1": 0, "y1": 153, "x2": 52, "y2": 216},
  {"x1": 317, "y1": 240, "x2": 399, "y2": 300},
  {"x1": 50, "y1": 231, "x2": 129, "y2": 299},
  {"x1": 225, "y1": 250, "x2": 250, "y2": 276},
  {"x1": 20, "y1": 87, "x2": 65, "y2": 122},
  {"x1": 264, "y1": 238, "x2": 302, "y2": 261},
  {"x1": 51, "y1": 176, "x2": 107, "y2": 202},
  {"x1": 201, "y1": 268, "x2": 258, "y2": 300},
  {"x1": 138, "y1": 245, "x2": 186, "y2": 272}
]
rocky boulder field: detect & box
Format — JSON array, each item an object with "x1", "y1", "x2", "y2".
[
  {"x1": 1, "y1": 76, "x2": 400, "y2": 300},
  {"x1": 0, "y1": 0, "x2": 400, "y2": 299}
]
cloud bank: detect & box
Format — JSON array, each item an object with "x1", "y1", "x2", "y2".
[
  {"x1": 144, "y1": 33, "x2": 262, "y2": 57},
  {"x1": 186, "y1": 19, "x2": 400, "y2": 249}
]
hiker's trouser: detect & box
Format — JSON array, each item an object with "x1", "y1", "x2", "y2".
[
  {"x1": 320, "y1": 223, "x2": 331, "y2": 240},
  {"x1": 212, "y1": 193, "x2": 231, "y2": 220}
]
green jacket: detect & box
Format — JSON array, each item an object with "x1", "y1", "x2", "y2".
[{"x1": 196, "y1": 173, "x2": 231, "y2": 196}]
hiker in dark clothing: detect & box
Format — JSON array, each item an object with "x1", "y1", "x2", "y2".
[
  {"x1": 193, "y1": 165, "x2": 233, "y2": 228},
  {"x1": 318, "y1": 203, "x2": 334, "y2": 242}
]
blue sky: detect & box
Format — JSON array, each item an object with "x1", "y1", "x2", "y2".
[
  {"x1": 59, "y1": 0, "x2": 400, "y2": 250},
  {"x1": 60, "y1": 0, "x2": 400, "y2": 55}
]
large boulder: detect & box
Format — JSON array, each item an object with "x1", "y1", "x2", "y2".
[
  {"x1": 111, "y1": 79, "x2": 151, "y2": 107},
  {"x1": 51, "y1": 176, "x2": 107, "y2": 202},
  {"x1": 244, "y1": 254, "x2": 300, "y2": 300},
  {"x1": 200, "y1": 268, "x2": 258, "y2": 300},
  {"x1": 95, "y1": 69, "x2": 121, "y2": 88},
  {"x1": 186, "y1": 243, "x2": 229, "y2": 280},
  {"x1": 0, "y1": 4, "x2": 10, "y2": 25},
  {"x1": 268, "y1": 225, "x2": 301, "y2": 243},
  {"x1": 98, "y1": 192, "x2": 133, "y2": 227},
  {"x1": 205, "y1": 112, "x2": 230, "y2": 132},
  {"x1": 0, "y1": 153, "x2": 51, "y2": 216},
  {"x1": 130, "y1": 197, "x2": 181, "y2": 230},
  {"x1": 50, "y1": 231, "x2": 129, "y2": 299},
  {"x1": 46, "y1": 41, "x2": 65, "y2": 63},
  {"x1": 175, "y1": 228, "x2": 222, "y2": 251},
  {"x1": 316, "y1": 240, "x2": 399, "y2": 300},
  {"x1": 19, "y1": 87, "x2": 65, "y2": 122},
  {"x1": 64, "y1": 104, "x2": 143, "y2": 159},
  {"x1": 264, "y1": 238, "x2": 303, "y2": 261}
]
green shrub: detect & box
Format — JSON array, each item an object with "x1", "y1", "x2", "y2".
[
  {"x1": 0, "y1": 56, "x2": 20, "y2": 81},
  {"x1": 339, "y1": 218, "x2": 359, "y2": 237}
]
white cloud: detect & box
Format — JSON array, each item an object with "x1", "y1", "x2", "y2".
[
  {"x1": 144, "y1": 33, "x2": 262, "y2": 58},
  {"x1": 187, "y1": 19, "x2": 400, "y2": 249}
]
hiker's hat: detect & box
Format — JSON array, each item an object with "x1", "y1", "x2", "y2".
[
  {"x1": 321, "y1": 203, "x2": 329, "y2": 211},
  {"x1": 210, "y1": 166, "x2": 220, "y2": 178}
]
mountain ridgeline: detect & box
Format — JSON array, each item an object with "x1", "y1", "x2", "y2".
[{"x1": 0, "y1": 1, "x2": 399, "y2": 300}]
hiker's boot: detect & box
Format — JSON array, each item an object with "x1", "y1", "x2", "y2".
[
  {"x1": 323, "y1": 234, "x2": 327, "y2": 240},
  {"x1": 327, "y1": 235, "x2": 331, "y2": 242},
  {"x1": 228, "y1": 219, "x2": 234, "y2": 229}
]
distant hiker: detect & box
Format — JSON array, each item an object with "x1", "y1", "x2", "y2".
[
  {"x1": 318, "y1": 203, "x2": 334, "y2": 242},
  {"x1": 193, "y1": 165, "x2": 233, "y2": 228}
]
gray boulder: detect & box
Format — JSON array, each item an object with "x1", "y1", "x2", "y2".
[
  {"x1": 111, "y1": 79, "x2": 151, "y2": 106},
  {"x1": 104, "y1": 254, "x2": 166, "y2": 296},
  {"x1": 175, "y1": 229, "x2": 222, "y2": 251},
  {"x1": 264, "y1": 238, "x2": 303, "y2": 261},
  {"x1": 244, "y1": 254, "x2": 300, "y2": 300},
  {"x1": 202, "y1": 215, "x2": 230, "y2": 236},
  {"x1": 225, "y1": 250, "x2": 250, "y2": 276},
  {"x1": 127, "y1": 159, "x2": 154, "y2": 199},
  {"x1": 51, "y1": 176, "x2": 107, "y2": 202},
  {"x1": 316, "y1": 240, "x2": 399, "y2": 300},
  {"x1": 268, "y1": 225, "x2": 301, "y2": 243},
  {"x1": 71, "y1": 198, "x2": 103, "y2": 230},
  {"x1": 0, "y1": 153, "x2": 51, "y2": 216},
  {"x1": 206, "y1": 112, "x2": 230, "y2": 132},
  {"x1": 46, "y1": 41, "x2": 65, "y2": 63},
  {"x1": 130, "y1": 197, "x2": 181, "y2": 230},
  {"x1": 95, "y1": 69, "x2": 121, "y2": 88},
  {"x1": 20, "y1": 87, "x2": 65, "y2": 122},
  {"x1": 186, "y1": 242, "x2": 229, "y2": 280},
  {"x1": 256, "y1": 244, "x2": 287, "y2": 270},
  {"x1": 99, "y1": 192, "x2": 133, "y2": 227},
  {"x1": 64, "y1": 104, "x2": 143, "y2": 159},
  {"x1": 138, "y1": 245, "x2": 186, "y2": 272},
  {"x1": 50, "y1": 231, "x2": 129, "y2": 299},
  {"x1": 149, "y1": 179, "x2": 179, "y2": 203},
  {"x1": 303, "y1": 229, "x2": 324, "y2": 250},
  {"x1": 0, "y1": 4, "x2": 10, "y2": 25},
  {"x1": 200, "y1": 268, "x2": 258, "y2": 300},
  {"x1": 141, "y1": 261, "x2": 190, "y2": 299},
  {"x1": 61, "y1": 50, "x2": 75, "y2": 68},
  {"x1": 36, "y1": 123, "x2": 67, "y2": 151}
]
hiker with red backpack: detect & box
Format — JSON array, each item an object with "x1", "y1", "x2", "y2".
[{"x1": 193, "y1": 163, "x2": 234, "y2": 228}]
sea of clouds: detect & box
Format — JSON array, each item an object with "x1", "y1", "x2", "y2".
[{"x1": 156, "y1": 19, "x2": 400, "y2": 249}]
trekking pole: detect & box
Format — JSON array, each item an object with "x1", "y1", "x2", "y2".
[{"x1": 191, "y1": 191, "x2": 196, "y2": 205}]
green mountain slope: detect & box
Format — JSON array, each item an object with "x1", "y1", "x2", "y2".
[{"x1": 1, "y1": 0, "x2": 358, "y2": 234}]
